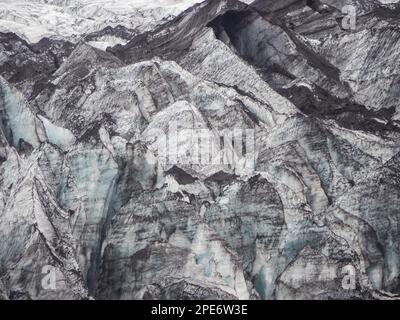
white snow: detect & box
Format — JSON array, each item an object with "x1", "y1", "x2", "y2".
[
  {"x1": 0, "y1": 77, "x2": 41, "y2": 148},
  {"x1": 0, "y1": 0, "x2": 205, "y2": 43}
]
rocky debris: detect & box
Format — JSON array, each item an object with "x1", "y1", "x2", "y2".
[
  {"x1": 0, "y1": 32, "x2": 75, "y2": 101},
  {"x1": 233, "y1": 0, "x2": 400, "y2": 119}
]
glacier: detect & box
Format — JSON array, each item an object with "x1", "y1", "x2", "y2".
[{"x1": 0, "y1": 0, "x2": 400, "y2": 300}]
